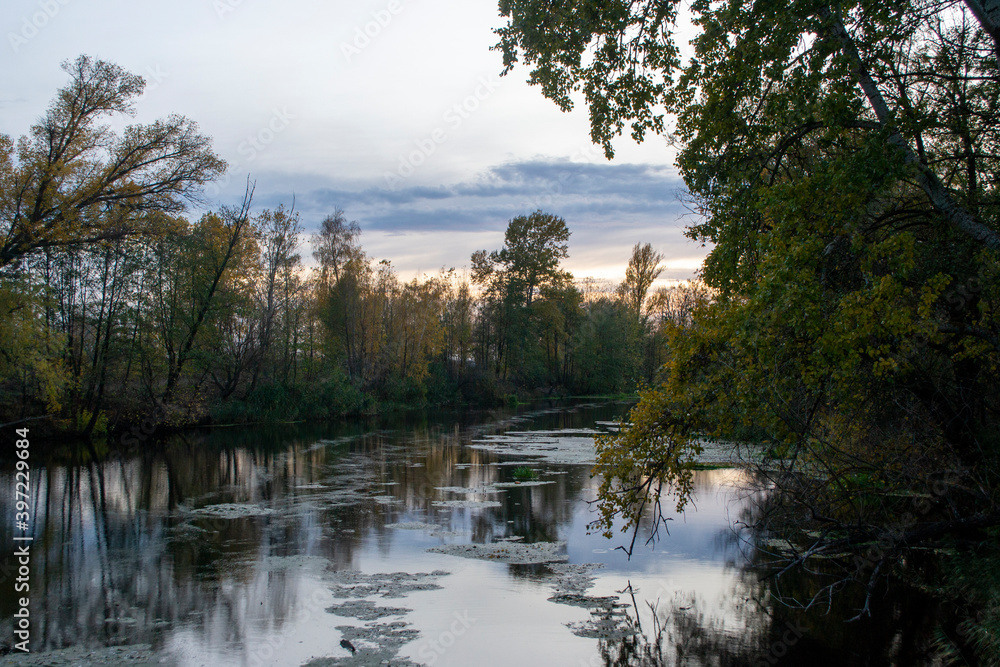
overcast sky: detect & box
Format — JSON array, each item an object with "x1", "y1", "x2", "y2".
[{"x1": 2, "y1": 0, "x2": 708, "y2": 283}]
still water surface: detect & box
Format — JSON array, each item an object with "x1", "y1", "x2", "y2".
[{"x1": 0, "y1": 401, "x2": 940, "y2": 665}]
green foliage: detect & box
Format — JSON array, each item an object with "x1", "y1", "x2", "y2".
[
  {"x1": 472, "y1": 211, "x2": 576, "y2": 384},
  {"x1": 472, "y1": 210, "x2": 572, "y2": 308},
  {"x1": 593, "y1": 386, "x2": 703, "y2": 540},
  {"x1": 571, "y1": 297, "x2": 640, "y2": 394},
  {"x1": 0, "y1": 278, "x2": 67, "y2": 420},
  {"x1": 617, "y1": 243, "x2": 665, "y2": 317},
  {"x1": 209, "y1": 372, "x2": 365, "y2": 424},
  {"x1": 495, "y1": 0, "x2": 678, "y2": 158}
]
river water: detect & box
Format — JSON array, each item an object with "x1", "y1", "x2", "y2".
[{"x1": 0, "y1": 401, "x2": 942, "y2": 665}]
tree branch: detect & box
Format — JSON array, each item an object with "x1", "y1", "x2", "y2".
[{"x1": 821, "y1": 6, "x2": 1000, "y2": 252}]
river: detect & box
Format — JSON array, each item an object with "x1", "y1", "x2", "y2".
[{"x1": 0, "y1": 400, "x2": 942, "y2": 665}]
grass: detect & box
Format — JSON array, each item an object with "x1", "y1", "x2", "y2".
[{"x1": 511, "y1": 466, "x2": 539, "y2": 481}]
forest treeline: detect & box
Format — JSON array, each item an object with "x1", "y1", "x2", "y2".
[{"x1": 0, "y1": 56, "x2": 704, "y2": 438}]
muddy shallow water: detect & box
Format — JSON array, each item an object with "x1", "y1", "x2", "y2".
[{"x1": 0, "y1": 401, "x2": 943, "y2": 665}]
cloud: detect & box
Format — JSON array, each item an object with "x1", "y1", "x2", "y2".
[
  {"x1": 243, "y1": 158, "x2": 706, "y2": 281},
  {"x1": 278, "y1": 159, "x2": 689, "y2": 232}
]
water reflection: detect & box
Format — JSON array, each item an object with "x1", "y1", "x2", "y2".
[{"x1": 0, "y1": 402, "x2": 944, "y2": 665}]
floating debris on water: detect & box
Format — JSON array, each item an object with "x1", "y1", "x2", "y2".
[
  {"x1": 431, "y1": 499, "x2": 502, "y2": 509},
  {"x1": 493, "y1": 460, "x2": 548, "y2": 467},
  {"x1": 309, "y1": 570, "x2": 452, "y2": 665},
  {"x1": 546, "y1": 562, "x2": 636, "y2": 639},
  {"x1": 0, "y1": 644, "x2": 171, "y2": 666},
  {"x1": 429, "y1": 529, "x2": 464, "y2": 538},
  {"x1": 491, "y1": 480, "x2": 555, "y2": 488},
  {"x1": 328, "y1": 570, "x2": 450, "y2": 599},
  {"x1": 326, "y1": 599, "x2": 411, "y2": 621},
  {"x1": 427, "y1": 541, "x2": 567, "y2": 564},
  {"x1": 548, "y1": 562, "x2": 605, "y2": 599},
  {"x1": 303, "y1": 622, "x2": 422, "y2": 666},
  {"x1": 434, "y1": 486, "x2": 505, "y2": 494},
  {"x1": 469, "y1": 431, "x2": 598, "y2": 465},
  {"x1": 188, "y1": 503, "x2": 275, "y2": 518},
  {"x1": 384, "y1": 521, "x2": 441, "y2": 530}
]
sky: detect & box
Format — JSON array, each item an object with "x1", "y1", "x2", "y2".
[{"x1": 1, "y1": 0, "x2": 708, "y2": 284}]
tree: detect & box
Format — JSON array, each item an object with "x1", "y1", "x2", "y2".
[
  {"x1": 472, "y1": 211, "x2": 573, "y2": 380},
  {"x1": 0, "y1": 275, "x2": 66, "y2": 424},
  {"x1": 472, "y1": 210, "x2": 572, "y2": 307},
  {"x1": 312, "y1": 209, "x2": 366, "y2": 380},
  {"x1": 157, "y1": 185, "x2": 255, "y2": 408},
  {"x1": 0, "y1": 55, "x2": 226, "y2": 428},
  {"x1": 615, "y1": 243, "x2": 666, "y2": 382},
  {"x1": 442, "y1": 271, "x2": 474, "y2": 378},
  {"x1": 0, "y1": 55, "x2": 225, "y2": 269},
  {"x1": 617, "y1": 243, "x2": 665, "y2": 318},
  {"x1": 497, "y1": 0, "x2": 1000, "y2": 636},
  {"x1": 572, "y1": 295, "x2": 637, "y2": 393},
  {"x1": 250, "y1": 204, "x2": 304, "y2": 389},
  {"x1": 389, "y1": 274, "x2": 447, "y2": 392},
  {"x1": 496, "y1": 0, "x2": 999, "y2": 247}
]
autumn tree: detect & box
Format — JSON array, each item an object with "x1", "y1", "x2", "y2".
[
  {"x1": 155, "y1": 186, "x2": 255, "y2": 409},
  {"x1": 203, "y1": 204, "x2": 306, "y2": 404},
  {"x1": 40, "y1": 226, "x2": 153, "y2": 434},
  {"x1": 442, "y1": 270, "x2": 475, "y2": 379},
  {"x1": 0, "y1": 55, "x2": 225, "y2": 268},
  {"x1": 0, "y1": 55, "x2": 225, "y2": 428},
  {"x1": 249, "y1": 204, "x2": 304, "y2": 390},
  {"x1": 386, "y1": 274, "x2": 448, "y2": 395},
  {"x1": 313, "y1": 209, "x2": 366, "y2": 380},
  {"x1": 613, "y1": 243, "x2": 666, "y2": 383}
]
